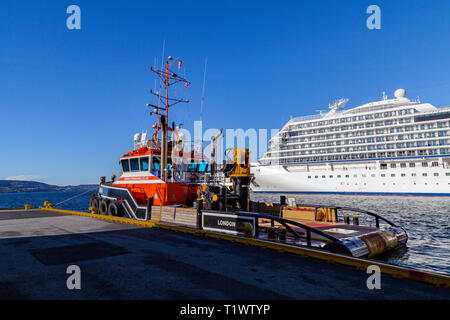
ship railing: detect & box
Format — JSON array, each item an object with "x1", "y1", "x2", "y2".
[
  {"x1": 335, "y1": 206, "x2": 397, "y2": 228},
  {"x1": 98, "y1": 183, "x2": 148, "y2": 220},
  {"x1": 202, "y1": 210, "x2": 340, "y2": 247},
  {"x1": 287, "y1": 114, "x2": 323, "y2": 124}
]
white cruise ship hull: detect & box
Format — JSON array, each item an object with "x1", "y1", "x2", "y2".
[{"x1": 251, "y1": 158, "x2": 450, "y2": 196}]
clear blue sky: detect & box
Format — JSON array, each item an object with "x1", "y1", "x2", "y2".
[{"x1": 1, "y1": 0, "x2": 450, "y2": 185}]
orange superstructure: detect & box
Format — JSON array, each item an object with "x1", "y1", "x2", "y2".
[{"x1": 113, "y1": 145, "x2": 205, "y2": 206}]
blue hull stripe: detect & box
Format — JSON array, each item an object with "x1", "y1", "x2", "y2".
[{"x1": 252, "y1": 191, "x2": 450, "y2": 196}]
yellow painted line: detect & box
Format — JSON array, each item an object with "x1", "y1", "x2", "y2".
[
  {"x1": 37, "y1": 207, "x2": 450, "y2": 289},
  {"x1": 0, "y1": 207, "x2": 36, "y2": 211},
  {"x1": 40, "y1": 207, "x2": 157, "y2": 227}
]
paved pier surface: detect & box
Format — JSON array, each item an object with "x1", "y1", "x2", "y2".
[{"x1": 0, "y1": 209, "x2": 448, "y2": 299}]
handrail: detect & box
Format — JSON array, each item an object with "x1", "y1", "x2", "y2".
[
  {"x1": 204, "y1": 210, "x2": 340, "y2": 246},
  {"x1": 335, "y1": 206, "x2": 397, "y2": 228}
]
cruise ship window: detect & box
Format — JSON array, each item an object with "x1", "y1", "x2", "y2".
[
  {"x1": 432, "y1": 162, "x2": 439, "y2": 167},
  {"x1": 337, "y1": 175, "x2": 341, "y2": 178},
  {"x1": 381, "y1": 174, "x2": 386, "y2": 177},
  {"x1": 401, "y1": 173, "x2": 406, "y2": 177},
  {"x1": 409, "y1": 163, "x2": 415, "y2": 167},
  {"x1": 362, "y1": 174, "x2": 366, "y2": 177},
  {"x1": 422, "y1": 162, "x2": 428, "y2": 167},
  {"x1": 434, "y1": 173, "x2": 439, "y2": 176},
  {"x1": 308, "y1": 176, "x2": 311, "y2": 179},
  {"x1": 371, "y1": 174, "x2": 375, "y2": 177},
  {"x1": 390, "y1": 164, "x2": 396, "y2": 168},
  {"x1": 412, "y1": 173, "x2": 416, "y2": 177},
  {"x1": 446, "y1": 173, "x2": 450, "y2": 176},
  {"x1": 315, "y1": 176, "x2": 318, "y2": 178},
  {"x1": 391, "y1": 174, "x2": 395, "y2": 177},
  {"x1": 322, "y1": 175, "x2": 326, "y2": 178},
  {"x1": 345, "y1": 175, "x2": 349, "y2": 178},
  {"x1": 400, "y1": 163, "x2": 406, "y2": 168},
  {"x1": 353, "y1": 174, "x2": 357, "y2": 177},
  {"x1": 422, "y1": 173, "x2": 427, "y2": 176},
  {"x1": 329, "y1": 175, "x2": 333, "y2": 178}
]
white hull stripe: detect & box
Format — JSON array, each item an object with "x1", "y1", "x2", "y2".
[{"x1": 113, "y1": 180, "x2": 164, "y2": 185}]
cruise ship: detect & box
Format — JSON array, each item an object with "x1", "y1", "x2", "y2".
[{"x1": 251, "y1": 89, "x2": 450, "y2": 196}]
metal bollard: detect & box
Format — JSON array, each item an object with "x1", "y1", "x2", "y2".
[
  {"x1": 267, "y1": 227, "x2": 277, "y2": 240},
  {"x1": 277, "y1": 229, "x2": 287, "y2": 241}
]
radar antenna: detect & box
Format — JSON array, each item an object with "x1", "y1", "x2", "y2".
[
  {"x1": 328, "y1": 98, "x2": 349, "y2": 110},
  {"x1": 147, "y1": 56, "x2": 191, "y2": 181}
]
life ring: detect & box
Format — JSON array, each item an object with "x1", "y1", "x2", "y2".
[{"x1": 99, "y1": 200, "x2": 108, "y2": 215}]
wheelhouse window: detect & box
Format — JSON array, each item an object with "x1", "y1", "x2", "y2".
[
  {"x1": 130, "y1": 158, "x2": 140, "y2": 172},
  {"x1": 152, "y1": 156, "x2": 161, "y2": 171},
  {"x1": 121, "y1": 159, "x2": 130, "y2": 172},
  {"x1": 140, "y1": 157, "x2": 149, "y2": 171}
]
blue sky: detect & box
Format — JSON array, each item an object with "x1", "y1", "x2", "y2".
[{"x1": 1, "y1": 0, "x2": 450, "y2": 185}]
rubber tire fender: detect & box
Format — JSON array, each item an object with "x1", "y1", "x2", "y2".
[
  {"x1": 99, "y1": 199, "x2": 108, "y2": 215},
  {"x1": 89, "y1": 194, "x2": 98, "y2": 208},
  {"x1": 107, "y1": 202, "x2": 118, "y2": 216},
  {"x1": 92, "y1": 199, "x2": 99, "y2": 212},
  {"x1": 89, "y1": 194, "x2": 94, "y2": 207}
]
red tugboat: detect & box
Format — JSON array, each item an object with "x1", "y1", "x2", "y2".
[{"x1": 90, "y1": 56, "x2": 207, "y2": 220}]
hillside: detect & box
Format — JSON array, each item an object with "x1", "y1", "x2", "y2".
[{"x1": 0, "y1": 180, "x2": 98, "y2": 193}]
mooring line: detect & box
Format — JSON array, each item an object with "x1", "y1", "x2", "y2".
[{"x1": 53, "y1": 187, "x2": 98, "y2": 207}]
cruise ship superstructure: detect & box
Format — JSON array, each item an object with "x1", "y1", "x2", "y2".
[{"x1": 252, "y1": 89, "x2": 450, "y2": 196}]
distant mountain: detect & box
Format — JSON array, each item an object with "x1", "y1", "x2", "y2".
[{"x1": 0, "y1": 180, "x2": 98, "y2": 193}]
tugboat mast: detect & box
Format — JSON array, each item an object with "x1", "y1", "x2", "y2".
[{"x1": 148, "y1": 56, "x2": 190, "y2": 181}]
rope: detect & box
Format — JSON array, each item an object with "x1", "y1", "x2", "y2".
[{"x1": 54, "y1": 187, "x2": 99, "y2": 207}]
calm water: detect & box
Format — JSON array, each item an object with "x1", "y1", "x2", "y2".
[
  {"x1": 252, "y1": 193, "x2": 450, "y2": 275},
  {"x1": 0, "y1": 191, "x2": 448, "y2": 275}
]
